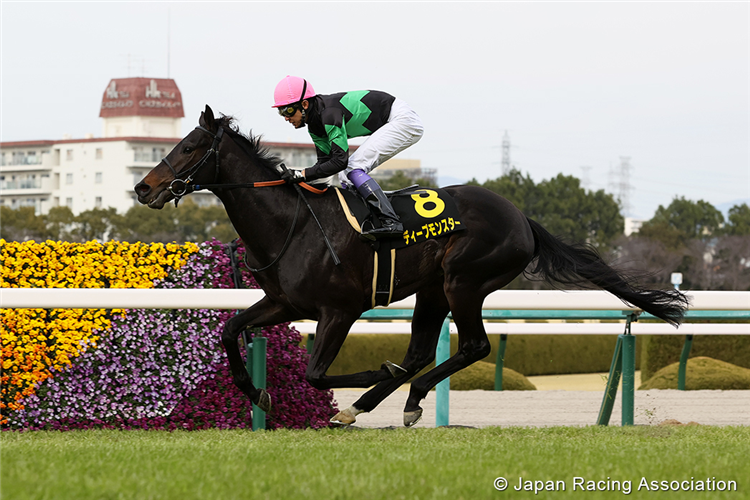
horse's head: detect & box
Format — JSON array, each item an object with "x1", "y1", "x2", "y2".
[{"x1": 134, "y1": 105, "x2": 224, "y2": 209}]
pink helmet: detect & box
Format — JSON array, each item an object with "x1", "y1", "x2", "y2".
[{"x1": 273, "y1": 76, "x2": 316, "y2": 108}]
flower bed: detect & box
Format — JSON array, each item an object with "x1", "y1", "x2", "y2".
[{"x1": 1, "y1": 239, "x2": 336, "y2": 429}]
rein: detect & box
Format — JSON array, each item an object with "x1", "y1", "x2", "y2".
[
  {"x1": 165, "y1": 126, "x2": 328, "y2": 203},
  {"x1": 162, "y1": 125, "x2": 338, "y2": 269},
  {"x1": 192, "y1": 179, "x2": 328, "y2": 195},
  {"x1": 244, "y1": 194, "x2": 302, "y2": 273}
]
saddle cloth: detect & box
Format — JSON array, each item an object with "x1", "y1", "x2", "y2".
[
  {"x1": 335, "y1": 186, "x2": 465, "y2": 307},
  {"x1": 335, "y1": 185, "x2": 465, "y2": 249}
]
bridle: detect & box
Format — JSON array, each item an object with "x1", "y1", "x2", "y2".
[
  {"x1": 158, "y1": 124, "x2": 339, "y2": 269},
  {"x1": 162, "y1": 125, "x2": 325, "y2": 206},
  {"x1": 164, "y1": 125, "x2": 225, "y2": 205}
]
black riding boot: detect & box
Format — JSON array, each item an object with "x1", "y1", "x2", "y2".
[{"x1": 356, "y1": 178, "x2": 404, "y2": 240}]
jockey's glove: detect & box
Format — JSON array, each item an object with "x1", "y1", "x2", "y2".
[{"x1": 281, "y1": 169, "x2": 305, "y2": 184}]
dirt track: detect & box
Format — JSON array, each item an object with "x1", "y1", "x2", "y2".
[{"x1": 332, "y1": 389, "x2": 750, "y2": 428}]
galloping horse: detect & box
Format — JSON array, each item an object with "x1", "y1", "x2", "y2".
[{"x1": 135, "y1": 105, "x2": 689, "y2": 427}]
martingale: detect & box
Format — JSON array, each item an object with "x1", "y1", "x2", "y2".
[{"x1": 335, "y1": 186, "x2": 465, "y2": 248}]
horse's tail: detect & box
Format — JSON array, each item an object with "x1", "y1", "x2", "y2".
[{"x1": 526, "y1": 217, "x2": 689, "y2": 326}]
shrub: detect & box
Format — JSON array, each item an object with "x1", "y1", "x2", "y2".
[
  {"x1": 640, "y1": 334, "x2": 750, "y2": 380},
  {"x1": 326, "y1": 332, "x2": 637, "y2": 378},
  {"x1": 638, "y1": 357, "x2": 750, "y2": 390},
  {"x1": 450, "y1": 361, "x2": 536, "y2": 391}
]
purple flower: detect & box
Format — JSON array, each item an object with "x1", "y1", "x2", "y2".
[{"x1": 7, "y1": 239, "x2": 336, "y2": 431}]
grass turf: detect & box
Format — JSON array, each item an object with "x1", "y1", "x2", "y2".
[{"x1": 3, "y1": 426, "x2": 749, "y2": 500}]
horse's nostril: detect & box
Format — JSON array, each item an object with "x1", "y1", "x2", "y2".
[{"x1": 134, "y1": 182, "x2": 151, "y2": 196}]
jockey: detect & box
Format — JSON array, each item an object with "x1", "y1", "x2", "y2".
[{"x1": 272, "y1": 75, "x2": 424, "y2": 239}]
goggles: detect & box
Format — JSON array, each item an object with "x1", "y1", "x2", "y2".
[{"x1": 278, "y1": 104, "x2": 299, "y2": 118}]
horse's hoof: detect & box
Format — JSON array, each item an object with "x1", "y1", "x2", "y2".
[
  {"x1": 254, "y1": 389, "x2": 271, "y2": 413},
  {"x1": 404, "y1": 408, "x2": 423, "y2": 427},
  {"x1": 330, "y1": 407, "x2": 358, "y2": 426},
  {"x1": 382, "y1": 360, "x2": 407, "y2": 377}
]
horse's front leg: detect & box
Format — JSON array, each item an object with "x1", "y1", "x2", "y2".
[
  {"x1": 305, "y1": 308, "x2": 394, "y2": 390},
  {"x1": 222, "y1": 296, "x2": 298, "y2": 412},
  {"x1": 305, "y1": 309, "x2": 402, "y2": 426}
]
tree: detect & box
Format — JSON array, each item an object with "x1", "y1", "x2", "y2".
[
  {"x1": 111, "y1": 199, "x2": 238, "y2": 243},
  {"x1": 613, "y1": 235, "x2": 683, "y2": 288},
  {"x1": 474, "y1": 170, "x2": 623, "y2": 250},
  {"x1": 379, "y1": 171, "x2": 437, "y2": 191},
  {"x1": 713, "y1": 235, "x2": 750, "y2": 290},
  {"x1": 75, "y1": 207, "x2": 121, "y2": 242},
  {"x1": 45, "y1": 206, "x2": 76, "y2": 240},
  {"x1": 200, "y1": 204, "x2": 238, "y2": 242},
  {"x1": 726, "y1": 203, "x2": 750, "y2": 236},
  {"x1": 0, "y1": 206, "x2": 46, "y2": 241},
  {"x1": 529, "y1": 174, "x2": 623, "y2": 249},
  {"x1": 639, "y1": 197, "x2": 724, "y2": 249},
  {"x1": 0, "y1": 201, "x2": 238, "y2": 244},
  {"x1": 468, "y1": 169, "x2": 536, "y2": 212},
  {"x1": 112, "y1": 204, "x2": 180, "y2": 243}
]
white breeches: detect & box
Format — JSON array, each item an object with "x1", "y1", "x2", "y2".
[{"x1": 338, "y1": 98, "x2": 424, "y2": 185}]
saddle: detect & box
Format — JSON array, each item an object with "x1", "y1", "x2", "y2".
[{"x1": 335, "y1": 185, "x2": 465, "y2": 307}]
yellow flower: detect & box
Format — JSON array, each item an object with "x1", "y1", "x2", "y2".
[{"x1": 1, "y1": 240, "x2": 199, "y2": 418}]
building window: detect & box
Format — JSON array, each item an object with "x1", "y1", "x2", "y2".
[
  {"x1": 95, "y1": 148, "x2": 103, "y2": 160},
  {"x1": 66, "y1": 173, "x2": 73, "y2": 185},
  {"x1": 95, "y1": 197, "x2": 102, "y2": 208},
  {"x1": 95, "y1": 172, "x2": 103, "y2": 184},
  {"x1": 66, "y1": 197, "x2": 73, "y2": 209},
  {"x1": 66, "y1": 149, "x2": 74, "y2": 161}
]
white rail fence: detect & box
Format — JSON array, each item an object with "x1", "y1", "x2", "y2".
[
  {"x1": 3, "y1": 288, "x2": 749, "y2": 312},
  {"x1": 3, "y1": 288, "x2": 748, "y2": 427}
]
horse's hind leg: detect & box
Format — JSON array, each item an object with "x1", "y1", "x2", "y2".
[
  {"x1": 403, "y1": 288, "x2": 493, "y2": 427},
  {"x1": 333, "y1": 284, "x2": 450, "y2": 425}
]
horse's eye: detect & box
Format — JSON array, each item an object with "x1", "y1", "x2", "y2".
[{"x1": 184, "y1": 147, "x2": 194, "y2": 154}]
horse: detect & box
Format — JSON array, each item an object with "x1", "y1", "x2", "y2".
[{"x1": 134, "y1": 105, "x2": 689, "y2": 427}]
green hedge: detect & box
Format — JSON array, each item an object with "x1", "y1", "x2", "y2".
[
  {"x1": 640, "y1": 334, "x2": 750, "y2": 380},
  {"x1": 639, "y1": 357, "x2": 750, "y2": 390},
  {"x1": 451, "y1": 362, "x2": 536, "y2": 390},
  {"x1": 321, "y1": 331, "x2": 639, "y2": 377}
]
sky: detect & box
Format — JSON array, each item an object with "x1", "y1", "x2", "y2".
[{"x1": 1, "y1": 1, "x2": 748, "y2": 219}]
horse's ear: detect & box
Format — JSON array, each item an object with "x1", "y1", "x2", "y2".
[{"x1": 200, "y1": 105, "x2": 216, "y2": 132}]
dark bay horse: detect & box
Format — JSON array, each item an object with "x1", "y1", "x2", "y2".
[{"x1": 134, "y1": 105, "x2": 689, "y2": 427}]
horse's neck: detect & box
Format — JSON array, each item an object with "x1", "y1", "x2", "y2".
[{"x1": 213, "y1": 144, "x2": 297, "y2": 263}]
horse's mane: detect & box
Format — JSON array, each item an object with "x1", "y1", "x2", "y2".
[{"x1": 216, "y1": 115, "x2": 283, "y2": 173}]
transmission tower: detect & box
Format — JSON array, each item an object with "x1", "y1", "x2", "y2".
[
  {"x1": 580, "y1": 166, "x2": 592, "y2": 191},
  {"x1": 502, "y1": 130, "x2": 511, "y2": 175},
  {"x1": 608, "y1": 156, "x2": 634, "y2": 216}
]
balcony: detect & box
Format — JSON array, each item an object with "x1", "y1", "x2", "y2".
[
  {"x1": 1, "y1": 178, "x2": 52, "y2": 196},
  {"x1": 0, "y1": 156, "x2": 43, "y2": 167},
  {"x1": 3, "y1": 179, "x2": 41, "y2": 190},
  {"x1": 133, "y1": 151, "x2": 164, "y2": 163}
]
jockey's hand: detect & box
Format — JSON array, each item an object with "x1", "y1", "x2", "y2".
[{"x1": 281, "y1": 169, "x2": 305, "y2": 184}]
